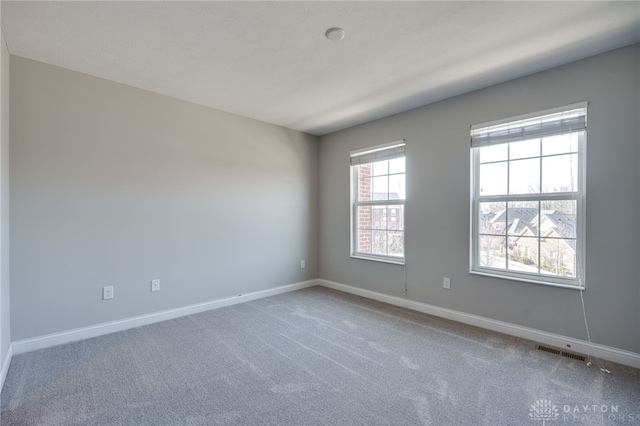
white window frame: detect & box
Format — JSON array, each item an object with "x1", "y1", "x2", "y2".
[
  {"x1": 470, "y1": 103, "x2": 587, "y2": 289},
  {"x1": 350, "y1": 140, "x2": 406, "y2": 265}
]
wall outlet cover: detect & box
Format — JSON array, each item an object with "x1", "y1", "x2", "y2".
[{"x1": 103, "y1": 286, "x2": 114, "y2": 300}]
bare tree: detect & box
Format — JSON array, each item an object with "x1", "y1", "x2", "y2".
[
  {"x1": 480, "y1": 235, "x2": 505, "y2": 268},
  {"x1": 540, "y1": 238, "x2": 575, "y2": 277}
]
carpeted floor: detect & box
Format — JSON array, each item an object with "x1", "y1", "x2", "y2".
[{"x1": 1, "y1": 286, "x2": 638, "y2": 425}]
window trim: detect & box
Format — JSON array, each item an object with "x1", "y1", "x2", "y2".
[
  {"x1": 350, "y1": 140, "x2": 406, "y2": 265},
  {"x1": 469, "y1": 104, "x2": 587, "y2": 289}
]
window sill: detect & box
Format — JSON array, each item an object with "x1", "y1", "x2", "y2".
[
  {"x1": 469, "y1": 269, "x2": 584, "y2": 290},
  {"x1": 351, "y1": 254, "x2": 405, "y2": 266}
]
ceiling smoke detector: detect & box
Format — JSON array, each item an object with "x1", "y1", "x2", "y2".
[{"x1": 325, "y1": 27, "x2": 345, "y2": 41}]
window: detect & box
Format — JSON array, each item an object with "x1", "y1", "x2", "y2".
[
  {"x1": 351, "y1": 141, "x2": 406, "y2": 264},
  {"x1": 470, "y1": 104, "x2": 586, "y2": 288}
]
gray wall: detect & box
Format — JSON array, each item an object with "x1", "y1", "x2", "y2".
[
  {"x1": 1, "y1": 9, "x2": 10, "y2": 368},
  {"x1": 10, "y1": 56, "x2": 318, "y2": 341},
  {"x1": 319, "y1": 44, "x2": 640, "y2": 353}
]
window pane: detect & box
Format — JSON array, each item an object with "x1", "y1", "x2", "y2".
[
  {"x1": 539, "y1": 203, "x2": 577, "y2": 239},
  {"x1": 372, "y1": 160, "x2": 389, "y2": 176},
  {"x1": 540, "y1": 199, "x2": 576, "y2": 214},
  {"x1": 479, "y1": 162, "x2": 507, "y2": 196},
  {"x1": 372, "y1": 176, "x2": 388, "y2": 200},
  {"x1": 508, "y1": 236, "x2": 539, "y2": 273},
  {"x1": 389, "y1": 174, "x2": 405, "y2": 200},
  {"x1": 357, "y1": 205, "x2": 371, "y2": 217},
  {"x1": 389, "y1": 205, "x2": 404, "y2": 231},
  {"x1": 357, "y1": 177, "x2": 372, "y2": 201},
  {"x1": 510, "y1": 138, "x2": 540, "y2": 160},
  {"x1": 372, "y1": 206, "x2": 387, "y2": 230},
  {"x1": 356, "y1": 206, "x2": 373, "y2": 255},
  {"x1": 389, "y1": 157, "x2": 405, "y2": 174},
  {"x1": 372, "y1": 230, "x2": 387, "y2": 256},
  {"x1": 478, "y1": 235, "x2": 506, "y2": 269},
  {"x1": 509, "y1": 158, "x2": 540, "y2": 194},
  {"x1": 506, "y1": 202, "x2": 539, "y2": 237},
  {"x1": 540, "y1": 238, "x2": 577, "y2": 278},
  {"x1": 542, "y1": 154, "x2": 578, "y2": 193},
  {"x1": 388, "y1": 232, "x2": 404, "y2": 257},
  {"x1": 480, "y1": 144, "x2": 508, "y2": 164},
  {"x1": 542, "y1": 133, "x2": 578, "y2": 156},
  {"x1": 356, "y1": 228, "x2": 372, "y2": 254},
  {"x1": 356, "y1": 163, "x2": 372, "y2": 179},
  {"x1": 479, "y1": 202, "x2": 506, "y2": 235}
]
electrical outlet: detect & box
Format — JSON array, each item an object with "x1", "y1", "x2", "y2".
[
  {"x1": 151, "y1": 279, "x2": 160, "y2": 292},
  {"x1": 103, "y1": 286, "x2": 114, "y2": 300},
  {"x1": 300, "y1": 260, "x2": 306, "y2": 269},
  {"x1": 443, "y1": 277, "x2": 451, "y2": 289}
]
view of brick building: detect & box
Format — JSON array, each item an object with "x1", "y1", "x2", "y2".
[{"x1": 355, "y1": 160, "x2": 405, "y2": 257}]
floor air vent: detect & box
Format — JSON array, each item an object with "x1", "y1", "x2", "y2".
[
  {"x1": 537, "y1": 345, "x2": 561, "y2": 355},
  {"x1": 537, "y1": 345, "x2": 586, "y2": 362},
  {"x1": 560, "y1": 351, "x2": 586, "y2": 362}
]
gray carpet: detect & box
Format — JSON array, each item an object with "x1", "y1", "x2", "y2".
[{"x1": 1, "y1": 286, "x2": 638, "y2": 425}]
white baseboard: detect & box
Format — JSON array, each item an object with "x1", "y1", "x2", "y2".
[
  {"x1": 9, "y1": 278, "x2": 639, "y2": 370},
  {"x1": 319, "y1": 279, "x2": 640, "y2": 369},
  {"x1": 12, "y1": 279, "x2": 318, "y2": 356},
  {"x1": 0, "y1": 343, "x2": 13, "y2": 393}
]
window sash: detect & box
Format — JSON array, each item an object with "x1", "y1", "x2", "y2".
[
  {"x1": 353, "y1": 214, "x2": 405, "y2": 256},
  {"x1": 352, "y1": 198, "x2": 405, "y2": 261}
]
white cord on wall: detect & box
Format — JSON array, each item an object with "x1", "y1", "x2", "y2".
[
  {"x1": 579, "y1": 288, "x2": 610, "y2": 373},
  {"x1": 402, "y1": 263, "x2": 407, "y2": 296}
]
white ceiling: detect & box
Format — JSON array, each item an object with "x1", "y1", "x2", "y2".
[{"x1": 2, "y1": 1, "x2": 639, "y2": 136}]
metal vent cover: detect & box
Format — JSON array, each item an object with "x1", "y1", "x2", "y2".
[
  {"x1": 560, "y1": 351, "x2": 586, "y2": 362},
  {"x1": 537, "y1": 345, "x2": 561, "y2": 355},
  {"x1": 537, "y1": 345, "x2": 586, "y2": 362}
]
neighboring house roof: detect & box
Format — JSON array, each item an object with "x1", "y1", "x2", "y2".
[
  {"x1": 540, "y1": 212, "x2": 577, "y2": 239},
  {"x1": 489, "y1": 208, "x2": 538, "y2": 235},
  {"x1": 480, "y1": 212, "x2": 493, "y2": 222},
  {"x1": 540, "y1": 212, "x2": 577, "y2": 252},
  {"x1": 544, "y1": 231, "x2": 577, "y2": 252},
  {"x1": 484, "y1": 208, "x2": 577, "y2": 253}
]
